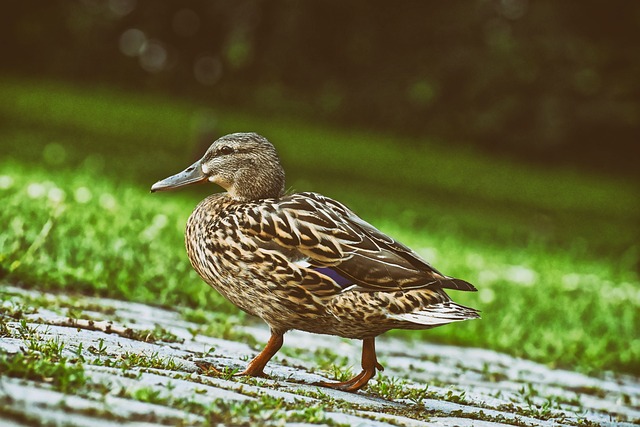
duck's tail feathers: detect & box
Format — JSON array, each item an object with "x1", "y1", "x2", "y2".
[
  {"x1": 389, "y1": 302, "x2": 480, "y2": 326},
  {"x1": 437, "y1": 278, "x2": 477, "y2": 292}
]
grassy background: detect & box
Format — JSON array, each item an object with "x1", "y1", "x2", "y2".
[{"x1": 1, "y1": 77, "x2": 638, "y2": 375}]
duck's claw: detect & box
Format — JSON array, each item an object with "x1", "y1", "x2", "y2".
[{"x1": 314, "y1": 337, "x2": 383, "y2": 393}]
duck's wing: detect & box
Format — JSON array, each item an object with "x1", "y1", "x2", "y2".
[{"x1": 239, "y1": 192, "x2": 476, "y2": 293}]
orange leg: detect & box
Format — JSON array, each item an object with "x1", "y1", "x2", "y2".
[
  {"x1": 236, "y1": 331, "x2": 284, "y2": 377},
  {"x1": 316, "y1": 337, "x2": 384, "y2": 392}
]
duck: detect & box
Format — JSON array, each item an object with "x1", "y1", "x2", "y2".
[{"x1": 151, "y1": 132, "x2": 479, "y2": 392}]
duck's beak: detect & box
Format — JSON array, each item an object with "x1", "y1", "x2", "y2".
[{"x1": 150, "y1": 159, "x2": 208, "y2": 192}]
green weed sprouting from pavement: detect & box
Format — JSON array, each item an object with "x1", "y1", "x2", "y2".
[
  {"x1": 366, "y1": 375, "x2": 433, "y2": 402},
  {"x1": 0, "y1": 328, "x2": 87, "y2": 393}
]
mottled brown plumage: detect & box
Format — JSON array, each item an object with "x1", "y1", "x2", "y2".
[{"x1": 151, "y1": 132, "x2": 479, "y2": 392}]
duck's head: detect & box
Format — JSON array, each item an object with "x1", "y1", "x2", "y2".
[{"x1": 151, "y1": 132, "x2": 285, "y2": 200}]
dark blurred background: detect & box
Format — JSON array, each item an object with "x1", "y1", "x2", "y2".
[{"x1": 2, "y1": 0, "x2": 639, "y2": 176}]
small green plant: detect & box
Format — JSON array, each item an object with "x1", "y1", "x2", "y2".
[
  {"x1": 216, "y1": 395, "x2": 344, "y2": 426},
  {"x1": 444, "y1": 389, "x2": 467, "y2": 404},
  {"x1": 364, "y1": 374, "x2": 433, "y2": 403},
  {"x1": 310, "y1": 347, "x2": 353, "y2": 381},
  {"x1": 219, "y1": 366, "x2": 241, "y2": 380},
  {"x1": 0, "y1": 337, "x2": 86, "y2": 393},
  {"x1": 88, "y1": 338, "x2": 109, "y2": 357},
  {"x1": 111, "y1": 351, "x2": 179, "y2": 372},
  {"x1": 74, "y1": 342, "x2": 86, "y2": 363},
  {"x1": 0, "y1": 320, "x2": 9, "y2": 337},
  {"x1": 66, "y1": 306, "x2": 84, "y2": 319},
  {"x1": 511, "y1": 385, "x2": 572, "y2": 421},
  {"x1": 131, "y1": 387, "x2": 166, "y2": 405},
  {"x1": 480, "y1": 362, "x2": 508, "y2": 382},
  {"x1": 130, "y1": 324, "x2": 183, "y2": 344},
  {"x1": 28, "y1": 336, "x2": 66, "y2": 358},
  {"x1": 0, "y1": 300, "x2": 38, "y2": 320},
  {"x1": 405, "y1": 385, "x2": 432, "y2": 404},
  {"x1": 17, "y1": 319, "x2": 39, "y2": 339},
  {"x1": 202, "y1": 346, "x2": 216, "y2": 358},
  {"x1": 367, "y1": 375, "x2": 406, "y2": 400},
  {"x1": 575, "y1": 418, "x2": 604, "y2": 427},
  {"x1": 328, "y1": 364, "x2": 353, "y2": 383},
  {"x1": 287, "y1": 404, "x2": 334, "y2": 425},
  {"x1": 187, "y1": 327, "x2": 199, "y2": 339}
]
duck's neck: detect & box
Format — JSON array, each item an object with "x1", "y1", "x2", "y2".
[{"x1": 228, "y1": 164, "x2": 286, "y2": 201}]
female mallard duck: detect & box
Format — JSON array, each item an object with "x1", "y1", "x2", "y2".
[{"x1": 151, "y1": 132, "x2": 479, "y2": 392}]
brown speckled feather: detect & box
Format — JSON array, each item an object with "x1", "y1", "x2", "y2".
[
  {"x1": 184, "y1": 191, "x2": 478, "y2": 339},
  {"x1": 237, "y1": 192, "x2": 477, "y2": 293}
]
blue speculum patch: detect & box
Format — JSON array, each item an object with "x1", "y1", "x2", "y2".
[{"x1": 314, "y1": 267, "x2": 353, "y2": 288}]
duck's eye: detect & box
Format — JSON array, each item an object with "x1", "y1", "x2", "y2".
[{"x1": 218, "y1": 145, "x2": 234, "y2": 156}]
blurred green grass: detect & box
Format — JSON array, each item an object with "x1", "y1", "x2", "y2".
[{"x1": 0, "y1": 77, "x2": 638, "y2": 374}]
